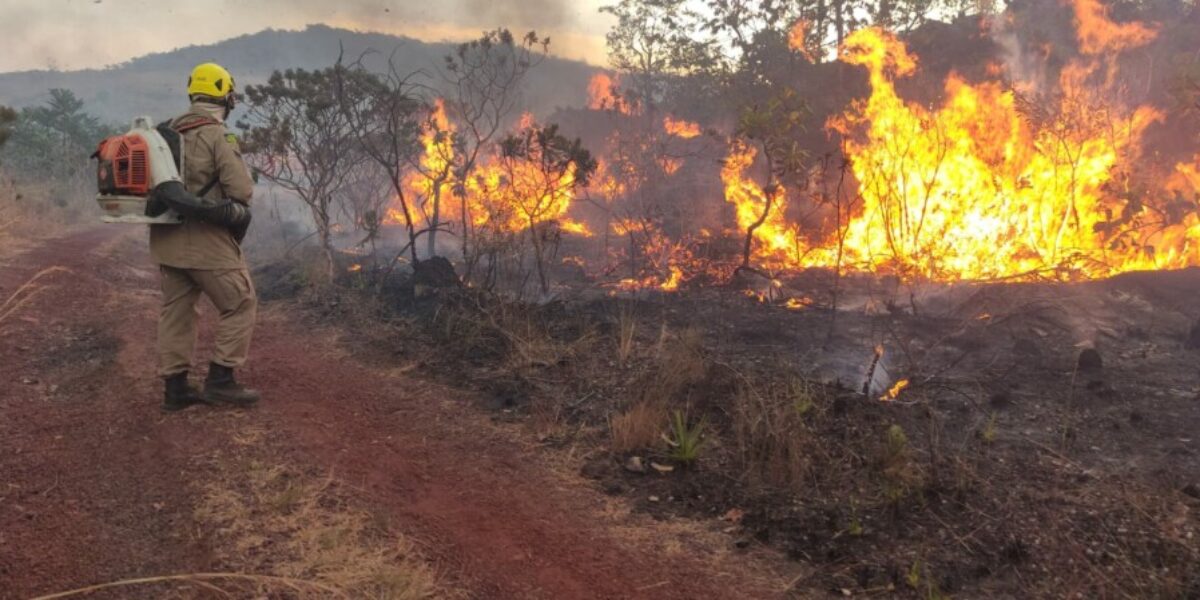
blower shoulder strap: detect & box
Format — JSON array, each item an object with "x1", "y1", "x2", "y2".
[{"x1": 168, "y1": 116, "x2": 224, "y2": 198}]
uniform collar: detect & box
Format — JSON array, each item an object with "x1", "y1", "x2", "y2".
[{"x1": 188, "y1": 101, "x2": 227, "y2": 123}]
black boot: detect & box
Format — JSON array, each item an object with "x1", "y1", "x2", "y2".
[
  {"x1": 163, "y1": 372, "x2": 205, "y2": 412},
  {"x1": 204, "y1": 363, "x2": 260, "y2": 407}
]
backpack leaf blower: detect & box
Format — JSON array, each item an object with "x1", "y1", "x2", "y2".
[{"x1": 93, "y1": 116, "x2": 251, "y2": 239}]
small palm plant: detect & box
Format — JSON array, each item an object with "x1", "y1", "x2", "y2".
[{"x1": 665, "y1": 410, "x2": 706, "y2": 466}]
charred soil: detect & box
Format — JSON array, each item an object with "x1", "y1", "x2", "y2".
[{"x1": 281, "y1": 252, "x2": 1200, "y2": 599}]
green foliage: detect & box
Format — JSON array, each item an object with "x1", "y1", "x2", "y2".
[
  {"x1": 885, "y1": 423, "x2": 909, "y2": 460},
  {"x1": 0, "y1": 89, "x2": 117, "y2": 192},
  {"x1": 600, "y1": 0, "x2": 717, "y2": 108},
  {"x1": 980, "y1": 413, "x2": 998, "y2": 444},
  {"x1": 0, "y1": 105, "x2": 16, "y2": 153},
  {"x1": 906, "y1": 558, "x2": 951, "y2": 600},
  {"x1": 500, "y1": 124, "x2": 598, "y2": 186},
  {"x1": 736, "y1": 87, "x2": 810, "y2": 184},
  {"x1": 665, "y1": 409, "x2": 707, "y2": 465}
]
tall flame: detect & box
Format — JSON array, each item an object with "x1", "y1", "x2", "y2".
[
  {"x1": 721, "y1": 5, "x2": 1200, "y2": 281},
  {"x1": 588, "y1": 73, "x2": 634, "y2": 115}
]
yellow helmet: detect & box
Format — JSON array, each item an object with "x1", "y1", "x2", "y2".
[{"x1": 187, "y1": 63, "x2": 235, "y2": 99}]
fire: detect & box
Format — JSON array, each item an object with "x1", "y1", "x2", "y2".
[
  {"x1": 721, "y1": 141, "x2": 803, "y2": 267},
  {"x1": 787, "y1": 19, "x2": 815, "y2": 61},
  {"x1": 721, "y1": 3, "x2": 1200, "y2": 281},
  {"x1": 881, "y1": 378, "x2": 910, "y2": 402},
  {"x1": 405, "y1": 98, "x2": 455, "y2": 229},
  {"x1": 588, "y1": 73, "x2": 634, "y2": 115},
  {"x1": 664, "y1": 116, "x2": 702, "y2": 139},
  {"x1": 607, "y1": 219, "x2": 699, "y2": 292},
  {"x1": 1071, "y1": 0, "x2": 1156, "y2": 55},
  {"x1": 383, "y1": 101, "x2": 592, "y2": 244},
  {"x1": 348, "y1": 263, "x2": 363, "y2": 273},
  {"x1": 784, "y1": 297, "x2": 812, "y2": 311}
]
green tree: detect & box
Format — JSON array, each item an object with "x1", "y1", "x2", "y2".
[
  {"x1": 0, "y1": 105, "x2": 16, "y2": 154},
  {"x1": 0, "y1": 89, "x2": 116, "y2": 194},
  {"x1": 498, "y1": 124, "x2": 598, "y2": 295},
  {"x1": 600, "y1": 0, "x2": 715, "y2": 110}
]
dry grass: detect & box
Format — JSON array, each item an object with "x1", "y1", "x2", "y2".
[
  {"x1": 610, "y1": 325, "x2": 708, "y2": 454},
  {"x1": 0, "y1": 266, "x2": 72, "y2": 325},
  {"x1": 616, "y1": 304, "x2": 637, "y2": 366},
  {"x1": 731, "y1": 375, "x2": 818, "y2": 490},
  {"x1": 195, "y1": 460, "x2": 448, "y2": 599},
  {"x1": 0, "y1": 177, "x2": 86, "y2": 243},
  {"x1": 611, "y1": 400, "x2": 666, "y2": 453}
]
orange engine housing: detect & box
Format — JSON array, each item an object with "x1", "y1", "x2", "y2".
[{"x1": 95, "y1": 133, "x2": 151, "y2": 197}]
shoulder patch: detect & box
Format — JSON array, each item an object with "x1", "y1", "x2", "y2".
[{"x1": 224, "y1": 133, "x2": 240, "y2": 149}]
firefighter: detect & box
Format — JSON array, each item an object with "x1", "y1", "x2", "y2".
[{"x1": 152, "y1": 62, "x2": 260, "y2": 411}]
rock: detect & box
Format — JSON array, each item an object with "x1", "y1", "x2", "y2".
[
  {"x1": 623, "y1": 456, "x2": 647, "y2": 474},
  {"x1": 649, "y1": 461, "x2": 675, "y2": 474},
  {"x1": 1077, "y1": 348, "x2": 1103, "y2": 372}
]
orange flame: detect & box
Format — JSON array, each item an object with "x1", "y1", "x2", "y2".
[
  {"x1": 588, "y1": 73, "x2": 633, "y2": 115},
  {"x1": 722, "y1": 12, "x2": 1200, "y2": 281},
  {"x1": 382, "y1": 100, "x2": 592, "y2": 242},
  {"x1": 881, "y1": 378, "x2": 910, "y2": 402},
  {"x1": 788, "y1": 19, "x2": 816, "y2": 61},
  {"x1": 663, "y1": 116, "x2": 702, "y2": 139}
]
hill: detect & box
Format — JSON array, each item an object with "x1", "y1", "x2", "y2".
[{"x1": 0, "y1": 24, "x2": 599, "y2": 126}]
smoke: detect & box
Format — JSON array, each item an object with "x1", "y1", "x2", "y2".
[
  {"x1": 0, "y1": 0, "x2": 605, "y2": 72},
  {"x1": 461, "y1": 0, "x2": 573, "y2": 30},
  {"x1": 987, "y1": 12, "x2": 1049, "y2": 94}
]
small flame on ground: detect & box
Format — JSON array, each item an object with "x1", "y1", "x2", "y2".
[
  {"x1": 785, "y1": 297, "x2": 813, "y2": 310},
  {"x1": 881, "y1": 378, "x2": 910, "y2": 402},
  {"x1": 348, "y1": 264, "x2": 363, "y2": 273},
  {"x1": 663, "y1": 116, "x2": 702, "y2": 139}
]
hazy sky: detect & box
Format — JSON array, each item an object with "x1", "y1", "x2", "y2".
[{"x1": 0, "y1": 0, "x2": 617, "y2": 72}]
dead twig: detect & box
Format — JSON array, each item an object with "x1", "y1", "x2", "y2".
[
  {"x1": 29, "y1": 572, "x2": 348, "y2": 600},
  {"x1": 0, "y1": 266, "x2": 72, "y2": 325}
]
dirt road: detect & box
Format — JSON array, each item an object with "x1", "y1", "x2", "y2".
[{"x1": 0, "y1": 228, "x2": 788, "y2": 599}]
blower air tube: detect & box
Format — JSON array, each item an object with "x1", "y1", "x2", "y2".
[{"x1": 150, "y1": 180, "x2": 252, "y2": 242}]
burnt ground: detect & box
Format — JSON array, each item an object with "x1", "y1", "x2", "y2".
[
  {"x1": 0, "y1": 227, "x2": 792, "y2": 599},
  {"x1": 289, "y1": 251, "x2": 1200, "y2": 599}
]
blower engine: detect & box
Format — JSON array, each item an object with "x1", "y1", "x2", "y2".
[{"x1": 94, "y1": 116, "x2": 184, "y2": 224}]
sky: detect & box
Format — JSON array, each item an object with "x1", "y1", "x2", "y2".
[{"x1": 0, "y1": 0, "x2": 618, "y2": 73}]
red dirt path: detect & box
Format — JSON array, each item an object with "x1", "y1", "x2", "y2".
[{"x1": 0, "y1": 228, "x2": 788, "y2": 599}]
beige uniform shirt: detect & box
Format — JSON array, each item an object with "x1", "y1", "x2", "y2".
[{"x1": 149, "y1": 103, "x2": 255, "y2": 270}]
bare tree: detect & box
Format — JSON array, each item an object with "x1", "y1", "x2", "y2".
[
  {"x1": 441, "y1": 29, "x2": 549, "y2": 267},
  {"x1": 240, "y1": 68, "x2": 364, "y2": 282},
  {"x1": 333, "y1": 52, "x2": 425, "y2": 267}
]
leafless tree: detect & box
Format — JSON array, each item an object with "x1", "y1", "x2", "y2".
[
  {"x1": 241, "y1": 68, "x2": 363, "y2": 282},
  {"x1": 440, "y1": 29, "x2": 549, "y2": 269},
  {"x1": 333, "y1": 51, "x2": 426, "y2": 267}
]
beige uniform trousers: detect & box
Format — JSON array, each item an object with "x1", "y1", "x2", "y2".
[{"x1": 158, "y1": 266, "x2": 257, "y2": 377}]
